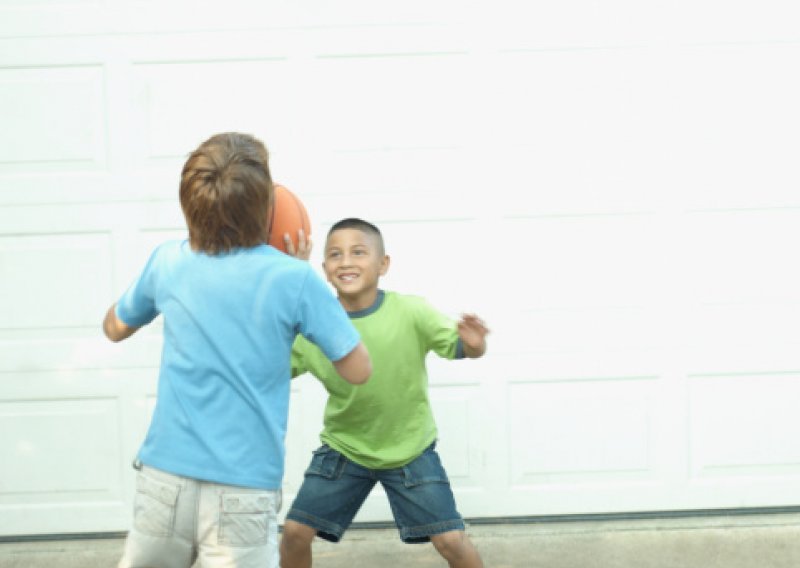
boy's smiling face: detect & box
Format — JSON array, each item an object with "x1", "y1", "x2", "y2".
[{"x1": 323, "y1": 227, "x2": 390, "y2": 311}]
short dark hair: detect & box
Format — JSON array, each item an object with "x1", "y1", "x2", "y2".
[
  {"x1": 328, "y1": 218, "x2": 385, "y2": 254},
  {"x1": 179, "y1": 132, "x2": 273, "y2": 254}
]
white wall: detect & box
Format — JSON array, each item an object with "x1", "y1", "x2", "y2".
[{"x1": 2, "y1": 0, "x2": 800, "y2": 536}]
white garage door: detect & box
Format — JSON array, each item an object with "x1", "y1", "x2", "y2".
[{"x1": 2, "y1": 1, "x2": 800, "y2": 537}]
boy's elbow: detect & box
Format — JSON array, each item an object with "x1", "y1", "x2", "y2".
[
  {"x1": 102, "y1": 305, "x2": 137, "y2": 342},
  {"x1": 334, "y1": 342, "x2": 372, "y2": 385},
  {"x1": 103, "y1": 323, "x2": 126, "y2": 343},
  {"x1": 349, "y1": 360, "x2": 372, "y2": 385},
  {"x1": 102, "y1": 315, "x2": 121, "y2": 342},
  {"x1": 104, "y1": 328, "x2": 121, "y2": 342}
]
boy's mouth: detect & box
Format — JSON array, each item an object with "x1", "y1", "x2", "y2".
[{"x1": 338, "y1": 273, "x2": 358, "y2": 283}]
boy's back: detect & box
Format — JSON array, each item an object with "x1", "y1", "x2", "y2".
[{"x1": 121, "y1": 238, "x2": 356, "y2": 488}]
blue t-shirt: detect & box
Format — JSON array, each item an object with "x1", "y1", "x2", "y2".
[{"x1": 115, "y1": 240, "x2": 360, "y2": 489}]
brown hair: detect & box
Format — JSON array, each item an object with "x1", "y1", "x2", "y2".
[{"x1": 179, "y1": 132, "x2": 273, "y2": 254}]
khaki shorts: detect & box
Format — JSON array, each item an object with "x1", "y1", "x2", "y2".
[{"x1": 118, "y1": 465, "x2": 281, "y2": 568}]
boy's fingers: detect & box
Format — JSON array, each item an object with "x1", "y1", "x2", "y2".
[
  {"x1": 460, "y1": 316, "x2": 489, "y2": 335},
  {"x1": 284, "y1": 229, "x2": 312, "y2": 260},
  {"x1": 299, "y1": 230, "x2": 312, "y2": 254},
  {"x1": 283, "y1": 233, "x2": 296, "y2": 255}
]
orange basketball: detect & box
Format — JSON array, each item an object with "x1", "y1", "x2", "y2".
[{"x1": 267, "y1": 184, "x2": 311, "y2": 254}]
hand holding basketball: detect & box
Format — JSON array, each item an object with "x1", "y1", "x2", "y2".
[
  {"x1": 284, "y1": 228, "x2": 312, "y2": 260},
  {"x1": 267, "y1": 184, "x2": 312, "y2": 256}
]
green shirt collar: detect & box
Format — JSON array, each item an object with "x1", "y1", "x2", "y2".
[{"x1": 347, "y1": 289, "x2": 385, "y2": 319}]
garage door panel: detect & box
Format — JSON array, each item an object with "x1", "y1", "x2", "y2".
[
  {"x1": 509, "y1": 377, "x2": 657, "y2": 484},
  {"x1": 489, "y1": 144, "x2": 662, "y2": 216},
  {"x1": 429, "y1": 384, "x2": 485, "y2": 488},
  {"x1": 0, "y1": 397, "x2": 122, "y2": 496},
  {"x1": 0, "y1": 1, "x2": 106, "y2": 39},
  {"x1": 0, "y1": 501, "x2": 129, "y2": 536},
  {"x1": 0, "y1": 174, "x2": 121, "y2": 207},
  {"x1": 0, "y1": 233, "x2": 112, "y2": 329},
  {"x1": 685, "y1": 303, "x2": 800, "y2": 352},
  {"x1": 131, "y1": 59, "x2": 297, "y2": 163},
  {"x1": 0, "y1": 366, "x2": 155, "y2": 535},
  {"x1": 690, "y1": 373, "x2": 800, "y2": 477},
  {"x1": 669, "y1": 45, "x2": 800, "y2": 210},
  {"x1": 0, "y1": 329, "x2": 162, "y2": 375},
  {"x1": 378, "y1": 221, "x2": 488, "y2": 317},
  {"x1": 685, "y1": 211, "x2": 800, "y2": 305},
  {"x1": 280, "y1": 148, "x2": 475, "y2": 224},
  {"x1": 497, "y1": 215, "x2": 664, "y2": 308},
  {"x1": 0, "y1": 65, "x2": 106, "y2": 171},
  {"x1": 495, "y1": 307, "x2": 662, "y2": 357},
  {"x1": 284, "y1": 382, "x2": 327, "y2": 498},
  {"x1": 307, "y1": 54, "x2": 474, "y2": 153},
  {"x1": 490, "y1": 50, "x2": 666, "y2": 193}
]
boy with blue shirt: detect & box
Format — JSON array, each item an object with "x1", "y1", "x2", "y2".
[
  {"x1": 102, "y1": 133, "x2": 371, "y2": 568},
  {"x1": 281, "y1": 218, "x2": 488, "y2": 568}
]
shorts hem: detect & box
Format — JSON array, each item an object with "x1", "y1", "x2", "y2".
[
  {"x1": 285, "y1": 509, "x2": 344, "y2": 543},
  {"x1": 400, "y1": 519, "x2": 466, "y2": 544}
]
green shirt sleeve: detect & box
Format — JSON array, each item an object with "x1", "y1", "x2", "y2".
[
  {"x1": 290, "y1": 335, "x2": 309, "y2": 378},
  {"x1": 412, "y1": 296, "x2": 460, "y2": 360}
]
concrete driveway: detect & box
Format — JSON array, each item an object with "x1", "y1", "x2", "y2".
[{"x1": 1, "y1": 512, "x2": 799, "y2": 567}]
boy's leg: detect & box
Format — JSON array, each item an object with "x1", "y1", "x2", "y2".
[
  {"x1": 281, "y1": 445, "x2": 376, "y2": 567},
  {"x1": 378, "y1": 444, "x2": 484, "y2": 568},
  {"x1": 279, "y1": 520, "x2": 317, "y2": 568},
  {"x1": 430, "y1": 530, "x2": 484, "y2": 568}
]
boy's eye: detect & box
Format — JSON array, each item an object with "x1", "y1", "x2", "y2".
[{"x1": 327, "y1": 251, "x2": 341, "y2": 259}]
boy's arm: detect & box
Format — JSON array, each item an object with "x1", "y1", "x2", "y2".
[
  {"x1": 102, "y1": 304, "x2": 140, "y2": 342},
  {"x1": 332, "y1": 341, "x2": 371, "y2": 384},
  {"x1": 457, "y1": 313, "x2": 489, "y2": 358},
  {"x1": 286, "y1": 233, "x2": 370, "y2": 383}
]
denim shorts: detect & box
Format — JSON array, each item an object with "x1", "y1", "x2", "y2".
[{"x1": 285, "y1": 443, "x2": 465, "y2": 543}]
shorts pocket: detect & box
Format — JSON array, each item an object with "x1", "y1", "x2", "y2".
[
  {"x1": 133, "y1": 471, "x2": 181, "y2": 537},
  {"x1": 219, "y1": 492, "x2": 274, "y2": 547},
  {"x1": 305, "y1": 445, "x2": 346, "y2": 480},
  {"x1": 401, "y1": 448, "x2": 450, "y2": 488}
]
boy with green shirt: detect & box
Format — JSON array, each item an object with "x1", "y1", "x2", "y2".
[{"x1": 281, "y1": 218, "x2": 488, "y2": 568}]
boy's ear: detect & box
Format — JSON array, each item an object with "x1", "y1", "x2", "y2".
[{"x1": 379, "y1": 255, "x2": 391, "y2": 276}]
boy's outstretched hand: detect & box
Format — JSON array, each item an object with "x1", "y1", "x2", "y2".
[
  {"x1": 458, "y1": 313, "x2": 489, "y2": 358},
  {"x1": 284, "y1": 229, "x2": 312, "y2": 260}
]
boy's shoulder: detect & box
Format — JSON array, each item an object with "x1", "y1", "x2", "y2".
[
  {"x1": 142, "y1": 239, "x2": 187, "y2": 267},
  {"x1": 377, "y1": 291, "x2": 448, "y2": 323},
  {"x1": 383, "y1": 290, "x2": 435, "y2": 310}
]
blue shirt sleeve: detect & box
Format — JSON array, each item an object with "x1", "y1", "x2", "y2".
[
  {"x1": 294, "y1": 268, "x2": 360, "y2": 362},
  {"x1": 115, "y1": 247, "x2": 161, "y2": 327}
]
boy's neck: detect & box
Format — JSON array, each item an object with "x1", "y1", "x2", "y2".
[{"x1": 338, "y1": 288, "x2": 380, "y2": 313}]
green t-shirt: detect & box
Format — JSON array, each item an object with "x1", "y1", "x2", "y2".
[{"x1": 291, "y1": 290, "x2": 463, "y2": 469}]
